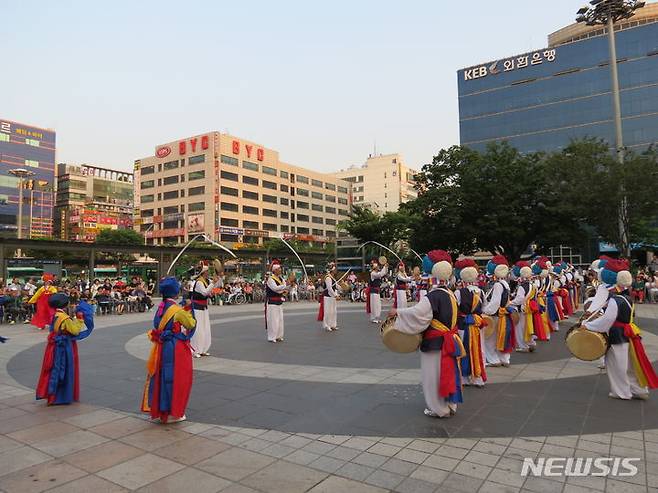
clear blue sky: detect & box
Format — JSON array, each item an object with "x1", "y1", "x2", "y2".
[{"x1": 3, "y1": 1, "x2": 581, "y2": 172}]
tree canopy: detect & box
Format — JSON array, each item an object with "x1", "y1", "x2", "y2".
[
  {"x1": 94, "y1": 228, "x2": 144, "y2": 246},
  {"x1": 340, "y1": 139, "x2": 658, "y2": 262}
]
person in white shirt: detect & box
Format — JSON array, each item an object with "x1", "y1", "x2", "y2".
[
  {"x1": 189, "y1": 262, "x2": 217, "y2": 357},
  {"x1": 265, "y1": 260, "x2": 287, "y2": 343},
  {"x1": 367, "y1": 258, "x2": 388, "y2": 323},
  {"x1": 318, "y1": 263, "x2": 339, "y2": 331},
  {"x1": 482, "y1": 255, "x2": 514, "y2": 367},
  {"x1": 394, "y1": 262, "x2": 413, "y2": 309}
]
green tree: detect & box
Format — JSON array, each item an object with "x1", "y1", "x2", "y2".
[
  {"x1": 546, "y1": 139, "x2": 658, "y2": 252},
  {"x1": 94, "y1": 229, "x2": 144, "y2": 246}
]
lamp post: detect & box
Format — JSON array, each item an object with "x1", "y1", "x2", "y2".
[
  {"x1": 576, "y1": 0, "x2": 646, "y2": 257},
  {"x1": 8, "y1": 168, "x2": 36, "y2": 245}
]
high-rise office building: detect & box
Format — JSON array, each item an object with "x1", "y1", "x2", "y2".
[
  {"x1": 0, "y1": 118, "x2": 56, "y2": 238},
  {"x1": 458, "y1": 2, "x2": 658, "y2": 153}
]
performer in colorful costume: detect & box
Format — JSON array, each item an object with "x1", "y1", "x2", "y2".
[
  {"x1": 394, "y1": 262, "x2": 413, "y2": 309},
  {"x1": 417, "y1": 255, "x2": 433, "y2": 300},
  {"x1": 366, "y1": 258, "x2": 388, "y2": 323},
  {"x1": 189, "y1": 261, "x2": 216, "y2": 357},
  {"x1": 318, "y1": 262, "x2": 339, "y2": 332},
  {"x1": 510, "y1": 261, "x2": 537, "y2": 352},
  {"x1": 454, "y1": 258, "x2": 487, "y2": 387},
  {"x1": 483, "y1": 255, "x2": 515, "y2": 366},
  {"x1": 583, "y1": 259, "x2": 658, "y2": 400},
  {"x1": 142, "y1": 277, "x2": 196, "y2": 423},
  {"x1": 265, "y1": 260, "x2": 287, "y2": 343},
  {"x1": 36, "y1": 293, "x2": 94, "y2": 405},
  {"x1": 29, "y1": 274, "x2": 58, "y2": 330},
  {"x1": 391, "y1": 249, "x2": 465, "y2": 417},
  {"x1": 549, "y1": 264, "x2": 567, "y2": 322},
  {"x1": 528, "y1": 260, "x2": 549, "y2": 342}
]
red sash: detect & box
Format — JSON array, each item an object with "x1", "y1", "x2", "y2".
[{"x1": 613, "y1": 322, "x2": 658, "y2": 389}]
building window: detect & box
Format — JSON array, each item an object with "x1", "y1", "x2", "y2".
[
  {"x1": 221, "y1": 234, "x2": 239, "y2": 242},
  {"x1": 163, "y1": 206, "x2": 179, "y2": 214},
  {"x1": 311, "y1": 191, "x2": 323, "y2": 200},
  {"x1": 312, "y1": 229, "x2": 323, "y2": 236},
  {"x1": 297, "y1": 175, "x2": 309, "y2": 184},
  {"x1": 263, "y1": 166, "x2": 276, "y2": 176},
  {"x1": 312, "y1": 216, "x2": 323, "y2": 224},
  {"x1": 141, "y1": 194, "x2": 154, "y2": 203},
  {"x1": 221, "y1": 202, "x2": 238, "y2": 212},
  {"x1": 280, "y1": 225, "x2": 289, "y2": 232},
  {"x1": 262, "y1": 223, "x2": 277, "y2": 231},
  {"x1": 24, "y1": 159, "x2": 39, "y2": 168},
  {"x1": 189, "y1": 155, "x2": 205, "y2": 165},
  {"x1": 188, "y1": 202, "x2": 205, "y2": 211},
  {"x1": 326, "y1": 230, "x2": 336, "y2": 237},
  {"x1": 297, "y1": 227, "x2": 309, "y2": 234},
  {"x1": 163, "y1": 190, "x2": 179, "y2": 200},
  {"x1": 325, "y1": 195, "x2": 336, "y2": 202},
  {"x1": 280, "y1": 211, "x2": 289, "y2": 219},
  {"x1": 326, "y1": 218, "x2": 336, "y2": 225},
  {"x1": 243, "y1": 205, "x2": 258, "y2": 215},
  {"x1": 189, "y1": 186, "x2": 205, "y2": 196},
  {"x1": 263, "y1": 180, "x2": 277, "y2": 190},
  {"x1": 141, "y1": 180, "x2": 155, "y2": 189},
  {"x1": 325, "y1": 183, "x2": 336, "y2": 191},
  {"x1": 163, "y1": 175, "x2": 179, "y2": 185},
  {"x1": 220, "y1": 170, "x2": 238, "y2": 182},
  {"x1": 221, "y1": 217, "x2": 238, "y2": 227},
  {"x1": 263, "y1": 194, "x2": 277, "y2": 203},
  {"x1": 220, "y1": 154, "x2": 238, "y2": 166},
  {"x1": 338, "y1": 197, "x2": 348, "y2": 205},
  {"x1": 263, "y1": 209, "x2": 277, "y2": 217},
  {"x1": 164, "y1": 160, "x2": 179, "y2": 170},
  {"x1": 280, "y1": 184, "x2": 289, "y2": 192},
  {"x1": 243, "y1": 220, "x2": 259, "y2": 228},
  {"x1": 243, "y1": 190, "x2": 259, "y2": 200},
  {"x1": 142, "y1": 209, "x2": 154, "y2": 217},
  {"x1": 325, "y1": 206, "x2": 335, "y2": 214},
  {"x1": 312, "y1": 204, "x2": 323, "y2": 212},
  {"x1": 243, "y1": 175, "x2": 258, "y2": 186},
  {"x1": 141, "y1": 166, "x2": 155, "y2": 175},
  {"x1": 280, "y1": 198, "x2": 289, "y2": 206},
  {"x1": 0, "y1": 133, "x2": 9, "y2": 142},
  {"x1": 337, "y1": 185, "x2": 347, "y2": 193},
  {"x1": 297, "y1": 214, "x2": 309, "y2": 222},
  {"x1": 242, "y1": 161, "x2": 259, "y2": 171},
  {"x1": 297, "y1": 201, "x2": 309, "y2": 209},
  {"x1": 280, "y1": 170, "x2": 289, "y2": 179},
  {"x1": 312, "y1": 179, "x2": 323, "y2": 188},
  {"x1": 188, "y1": 170, "x2": 205, "y2": 181},
  {"x1": 220, "y1": 186, "x2": 238, "y2": 197},
  {"x1": 339, "y1": 209, "x2": 348, "y2": 216},
  {"x1": 297, "y1": 188, "x2": 309, "y2": 197}
]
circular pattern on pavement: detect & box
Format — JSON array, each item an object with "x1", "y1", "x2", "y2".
[{"x1": 7, "y1": 303, "x2": 658, "y2": 439}]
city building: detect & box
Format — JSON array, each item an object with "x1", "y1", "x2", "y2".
[
  {"x1": 134, "y1": 132, "x2": 352, "y2": 247},
  {"x1": 332, "y1": 153, "x2": 417, "y2": 214},
  {"x1": 0, "y1": 118, "x2": 56, "y2": 238},
  {"x1": 332, "y1": 153, "x2": 417, "y2": 272},
  {"x1": 55, "y1": 163, "x2": 134, "y2": 242},
  {"x1": 458, "y1": 2, "x2": 658, "y2": 153}
]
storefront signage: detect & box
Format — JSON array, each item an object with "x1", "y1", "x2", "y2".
[
  {"x1": 244, "y1": 228, "x2": 269, "y2": 238},
  {"x1": 156, "y1": 146, "x2": 171, "y2": 158},
  {"x1": 187, "y1": 213, "x2": 205, "y2": 233},
  {"x1": 463, "y1": 49, "x2": 557, "y2": 81},
  {"x1": 152, "y1": 228, "x2": 184, "y2": 238},
  {"x1": 219, "y1": 226, "x2": 243, "y2": 235},
  {"x1": 231, "y1": 140, "x2": 264, "y2": 161}
]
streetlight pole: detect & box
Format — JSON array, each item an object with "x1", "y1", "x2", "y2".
[
  {"x1": 576, "y1": 0, "x2": 646, "y2": 258},
  {"x1": 8, "y1": 168, "x2": 36, "y2": 253}
]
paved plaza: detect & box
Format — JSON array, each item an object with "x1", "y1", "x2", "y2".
[{"x1": 1, "y1": 301, "x2": 657, "y2": 492}]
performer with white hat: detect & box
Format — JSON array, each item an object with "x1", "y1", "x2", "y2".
[
  {"x1": 483, "y1": 255, "x2": 515, "y2": 367},
  {"x1": 389, "y1": 249, "x2": 465, "y2": 418},
  {"x1": 189, "y1": 261, "x2": 217, "y2": 358},
  {"x1": 265, "y1": 260, "x2": 287, "y2": 343},
  {"x1": 583, "y1": 258, "x2": 658, "y2": 400},
  {"x1": 318, "y1": 262, "x2": 339, "y2": 332},
  {"x1": 454, "y1": 258, "x2": 487, "y2": 387},
  {"x1": 510, "y1": 261, "x2": 536, "y2": 353},
  {"x1": 394, "y1": 261, "x2": 413, "y2": 309},
  {"x1": 367, "y1": 258, "x2": 388, "y2": 323}
]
